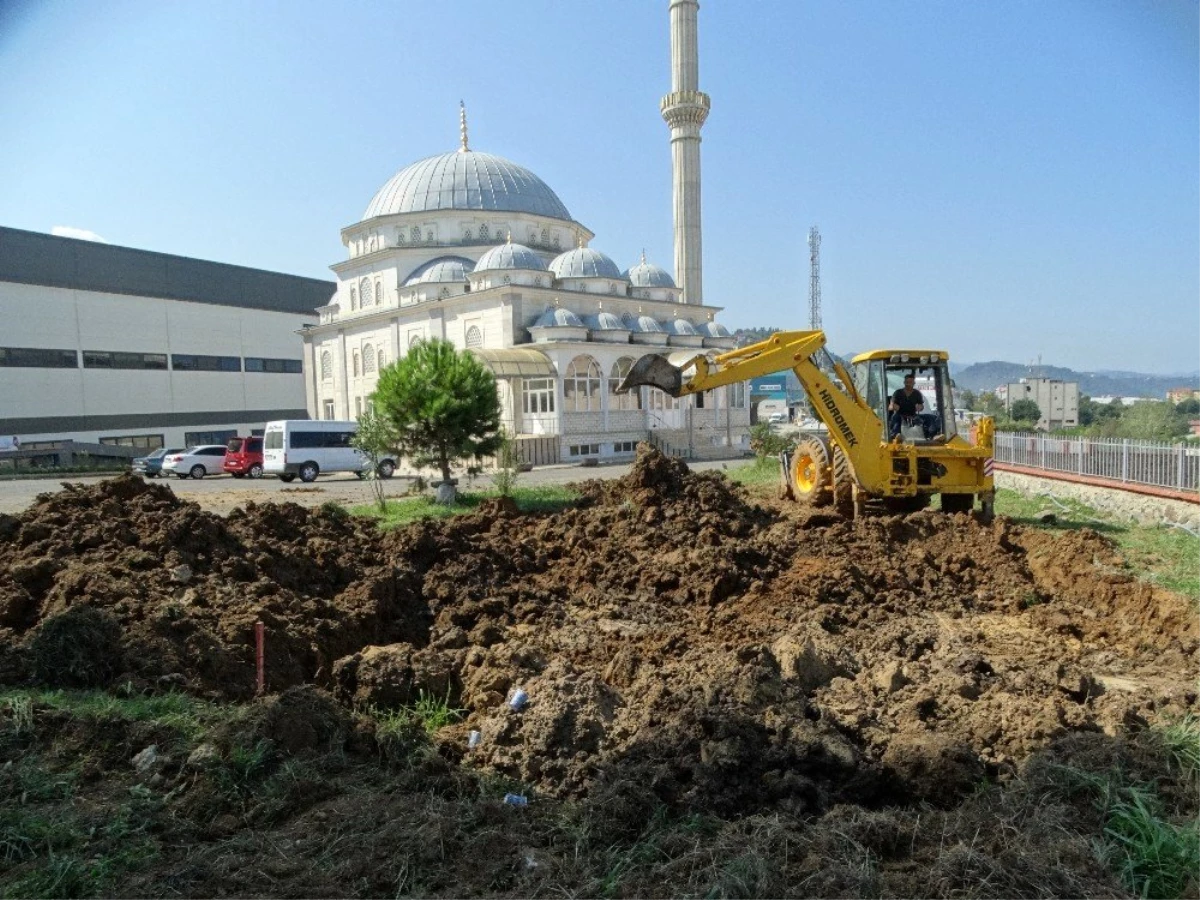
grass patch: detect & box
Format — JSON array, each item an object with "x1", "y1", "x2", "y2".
[
  {"x1": 1103, "y1": 785, "x2": 1199, "y2": 900},
  {"x1": 995, "y1": 488, "x2": 1200, "y2": 596},
  {"x1": 0, "y1": 688, "x2": 221, "y2": 745},
  {"x1": 351, "y1": 484, "x2": 579, "y2": 529},
  {"x1": 723, "y1": 456, "x2": 786, "y2": 488}
]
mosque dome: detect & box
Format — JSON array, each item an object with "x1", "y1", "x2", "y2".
[
  {"x1": 474, "y1": 241, "x2": 545, "y2": 272},
  {"x1": 629, "y1": 315, "x2": 665, "y2": 333},
  {"x1": 404, "y1": 256, "x2": 474, "y2": 286},
  {"x1": 669, "y1": 319, "x2": 699, "y2": 336},
  {"x1": 624, "y1": 257, "x2": 676, "y2": 288},
  {"x1": 549, "y1": 246, "x2": 623, "y2": 280},
  {"x1": 702, "y1": 321, "x2": 731, "y2": 337},
  {"x1": 364, "y1": 150, "x2": 573, "y2": 221},
  {"x1": 534, "y1": 307, "x2": 584, "y2": 328},
  {"x1": 585, "y1": 312, "x2": 627, "y2": 331}
]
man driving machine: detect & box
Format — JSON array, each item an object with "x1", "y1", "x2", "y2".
[{"x1": 888, "y1": 373, "x2": 925, "y2": 439}]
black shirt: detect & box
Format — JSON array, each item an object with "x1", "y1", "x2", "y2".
[{"x1": 891, "y1": 387, "x2": 925, "y2": 416}]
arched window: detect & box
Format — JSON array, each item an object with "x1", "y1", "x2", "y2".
[
  {"x1": 564, "y1": 355, "x2": 602, "y2": 412},
  {"x1": 349, "y1": 287, "x2": 358, "y2": 310},
  {"x1": 320, "y1": 351, "x2": 332, "y2": 381},
  {"x1": 411, "y1": 226, "x2": 422, "y2": 243},
  {"x1": 479, "y1": 224, "x2": 489, "y2": 240},
  {"x1": 541, "y1": 228, "x2": 549, "y2": 245},
  {"x1": 362, "y1": 343, "x2": 375, "y2": 373},
  {"x1": 439, "y1": 286, "x2": 450, "y2": 299},
  {"x1": 359, "y1": 278, "x2": 370, "y2": 309},
  {"x1": 396, "y1": 230, "x2": 405, "y2": 245},
  {"x1": 374, "y1": 280, "x2": 383, "y2": 305},
  {"x1": 609, "y1": 357, "x2": 638, "y2": 410},
  {"x1": 425, "y1": 230, "x2": 433, "y2": 242},
  {"x1": 369, "y1": 237, "x2": 376, "y2": 252},
  {"x1": 465, "y1": 325, "x2": 483, "y2": 349},
  {"x1": 409, "y1": 333, "x2": 422, "y2": 349},
  {"x1": 352, "y1": 351, "x2": 361, "y2": 377},
  {"x1": 377, "y1": 349, "x2": 387, "y2": 370}
]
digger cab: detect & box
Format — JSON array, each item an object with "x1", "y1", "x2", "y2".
[{"x1": 849, "y1": 350, "x2": 958, "y2": 444}]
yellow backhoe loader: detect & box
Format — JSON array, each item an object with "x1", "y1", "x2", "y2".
[{"x1": 619, "y1": 330, "x2": 995, "y2": 519}]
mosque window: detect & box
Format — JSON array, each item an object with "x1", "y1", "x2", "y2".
[
  {"x1": 522, "y1": 378, "x2": 555, "y2": 414},
  {"x1": 479, "y1": 224, "x2": 489, "y2": 240},
  {"x1": 535, "y1": 276, "x2": 544, "y2": 287},
  {"x1": 552, "y1": 235, "x2": 561, "y2": 248},
  {"x1": 649, "y1": 388, "x2": 676, "y2": 411},
  {"x1": 411, "y1": 226, "x2": 422, "y2": 243},
  {"x1": 609, "y1": 357, "x2": 638, "y2": 411},
  {"x1": 369, "y1": 237, "x2": 377, "y2": 252},
  {"x1": 729, "y1": 381, "x2": 747, "y2": 409},
  {"x1": 528, "y1": 229, "x2": 537, "y2": 244},
  {"x1": 541, "y1": 228, "x2": 549, "y2": 245},
  {"x1": 465, "y1": 325, "x2": 483, "y2": 349},
  {"x1": 374, "y1": 280, "x2": 383, "y2": 305},
  {"x1": 350, "y1": 287, "x2": 358, "y2": 310},
  {"x1": 352, "y1": 351, "x2": 361, "y2": 377},
  {"x1": 396, "y1": 230, "x2": 405, "y2": 244},
  {"x1": 439, "y1": 287, "x2": 450, "y2": 299},
  {"x1": 463, "y1": 230, "x2": 472, "y2": 242},
  {"x1": 503, "y1": 275, "x2": 511, "y2": 284},
  {"x1": 362, "y1": 343, "x2": 375, "y2": 373},
  {"x1": 359, "y1": 278, "x2": 371, "y2": 308},
  {"x1": 564, "y1": 355, "x2": 602, "y2": 413},
  {"x1": 320, "y1": 351, "x2": 332, "y2": 381},
  {"x1": 608, "y1": 283, "x2": 618, "y2": 294},
  {"x1": 408, "y1": 333, "x2": 422, "y2": 349},
  {"x1": 426, "y1": 230, "x2": 434, "y2": 242},
  {"x1": 377, "y1": 349, "x2": 387, "y2": 369}
]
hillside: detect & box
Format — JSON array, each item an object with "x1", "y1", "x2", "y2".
[{"x1": 951, "y1": 361, "x2": 1198, "y2": 399}]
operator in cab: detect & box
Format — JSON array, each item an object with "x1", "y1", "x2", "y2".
[{"x1": 888, "y1": 373, "x2": 925, "y2": 439}]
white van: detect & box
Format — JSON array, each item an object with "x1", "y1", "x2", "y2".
[{"x1": 262, "y1": 420, "x2": 397, "y2": 483}]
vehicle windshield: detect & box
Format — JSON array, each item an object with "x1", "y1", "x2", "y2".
[
  {"x1": 884, "y1": 365, "x2": 957, "y2": 440},
  {"x1": 227, "y1": 438, "x2": 244, "y2": 452}
]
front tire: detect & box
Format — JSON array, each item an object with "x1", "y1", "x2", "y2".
[
  {"x1": 189, "y1": 465, "x2": 206, "y2": 480},
  {"x1": 789, "y1": 437, "x2": 832, "y2": 508},
  {"x1": 298, "y1": 462, "x2": 319, "y2": 483},
  {"x1": 249, "y1": 464, "x2": 263, "y2": 479}
]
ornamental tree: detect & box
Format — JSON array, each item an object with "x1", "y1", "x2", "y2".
[{"x1": 371, "y1": 339, "x2": 502, "y2": 493}]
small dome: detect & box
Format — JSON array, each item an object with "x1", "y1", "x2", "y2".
[
  {"x1": 535, "y1": 307, "x2": 584, "y2": 328},
  {"x1": 623, "y1": 314, "x2": 664, "y2": 333},
  {"x1": 702, "y1": 321, "x2": 731, "y2": 337},
  {"x1": 585, "y1": 312, "x2": 626, "y2": 331},
  {"x1": 549, "y1": 246, "x2": 623, "y2": 280},
  {"x1": 404, "y1": 256, "x2": 474, "y2": 286},
  {"x1": 669, "y1": 319, "x2": 699, "y2": 336},
  {"x1": 364, "y1": 150, "x2": 572, "y2": 221},
  {"x1": 475, "y1": 241, "x2": 545, "y2": 272},
  {"x1": 624, "y1": 257, "x2": 676, "y2": 288}
]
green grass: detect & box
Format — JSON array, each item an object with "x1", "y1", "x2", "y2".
[
  {"x1": 723, "y1": 457, "x2": 786, "y2": 488},
  {"x1": 1103, "y1": 785, "x2": 1199, "y2": 900},
  {"x1": 1, "y1": 688, "x2": 220, "y2": 744},
  {"x1": 351, "y1": 484, "x2": 579, "y2": 529},
  {"x1": 995, "y1": 489, "x2": 1200, "y2": 597}
]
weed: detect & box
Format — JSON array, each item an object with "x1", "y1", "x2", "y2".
[
  {"x1": 319, "y1": 500, "x2": 350, "y2": 521},
  {"x1": 3, "y1": 695, "x2": 34, "y2": 735},
  {"x1": 1103, "y1": 785, "x2": 1200, "y2": 900},
  {"x1": 1159, "y1": 713, "x2": 1200, "y2": 777},
  {"x1": 28, "y1": 607, "x2": 123, "y2": 688},
  {"x1": 725, "y1": 456, "x2": 785, "y2": 488},
  {"x1": 410, "y1": 689, "x2": 465, "y2": 735},
  {"x1": 351, "y1": 485, "x2": 578, "y2": 529}
]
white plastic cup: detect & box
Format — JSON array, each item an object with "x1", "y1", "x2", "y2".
[
  {"x1": 503, "y1": 793, "x2": 529, "y2": 807},
  {"x1": 467, "y1": 730, "x2": 481, "y2": 749},
  {"x1": 508, "y1": 688, "x2": 528, "y2": 711}
]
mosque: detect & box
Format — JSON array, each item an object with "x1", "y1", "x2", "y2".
[{"x1": 299, "y1": 0, "x2": 751, "y2": 465}]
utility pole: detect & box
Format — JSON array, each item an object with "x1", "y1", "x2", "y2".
[{"x1": 808, "y1": 226, "x2": 821, "y2": 331}]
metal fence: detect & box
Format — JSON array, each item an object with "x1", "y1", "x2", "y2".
[{"x1": 994, "y1": 432, "x2": 1200, "y2": 493}]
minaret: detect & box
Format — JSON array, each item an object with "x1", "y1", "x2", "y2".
[{"x1": 661, "y1": 0, "x2": 710, "y2": 305}]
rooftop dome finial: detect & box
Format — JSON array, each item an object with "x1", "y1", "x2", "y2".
[
  {"x1": 577, "y1": 234, "x2": 584, "y2": 249},
  {"x1": 506, "y1": 230, "x2": 512, "y2": 243},
  {"x1": 640, "y1": 248, "x2": 646, "y2": 265},
  {"x1": 459, "y1": 100, "x2": 469, "y2": 153}
]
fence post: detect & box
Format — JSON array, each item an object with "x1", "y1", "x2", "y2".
[
  {"x1": 1177, "y1": 443, "x2": 1186, "y2": 491},
  {"x1": 1121, "y1": 439, "x2": 1130, "y2": 483},
  {"x1": 1078, "y1": 438, "x2": 1085, "y2": 475}
]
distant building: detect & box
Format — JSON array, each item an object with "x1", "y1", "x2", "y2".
[
  {"x1": 0, "y1": 226, "x2": 333, "y2": 450},
  {"x1": 1166, "y1": 387, "x2": 1200, "y2": 404},
  {"x1": 1090, "y1": 396, "x2": 1141, "y2": 407},
  {"x1": 1005, "y1": 378, "x2": 1079, "y2": 430}
]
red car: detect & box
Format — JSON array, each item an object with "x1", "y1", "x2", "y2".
[{"x1": 223, "y1": 435, "x2": 264, "y2": 478}]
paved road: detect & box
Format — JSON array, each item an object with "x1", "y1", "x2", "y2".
[{"x1": 0, "y1": 458, "x2": 752, "y2": 516}]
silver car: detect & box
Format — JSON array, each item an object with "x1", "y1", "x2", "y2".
[{"x1": 161, "y1": 445, "x2": 229, "y2": 479}]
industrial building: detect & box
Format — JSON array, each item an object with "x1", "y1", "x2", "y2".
[
  {"x1": 1005, "y1": 377, "x2": 1080, "y2": 430},
  {"x1": 0, "y1": 226, "x2": 334, "y2": 451}
]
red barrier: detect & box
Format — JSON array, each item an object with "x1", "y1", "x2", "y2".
[{"x1": 255, "y1": 621, "x2": 265, "y2": 695}]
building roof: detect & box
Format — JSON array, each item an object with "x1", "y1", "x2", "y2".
[
  {"x1": 548, "y1": 246, "x2": 623, "y2": 279},
  {"x1": 404, "y1": 256, "x2": 474, "y2": 285},
  {"x1": 363, "y1": 150, "x2": 573, "y2": 221},
  {"x1": 0, "y1": 226, "x2": 334, "y2": 316},
  {"x1": 474, "y1": 241, "x2": 545, "y2": 272},
  {"x1": 469, "y1": 348, "x2": 556, "y2": 379},
  {"x1": 625, "y1": 257, "x2": 676, "y2": 288}
]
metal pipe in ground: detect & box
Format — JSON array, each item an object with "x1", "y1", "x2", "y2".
[{"x1": 255, "y1": 620, "x2": 265, "y2": 695}]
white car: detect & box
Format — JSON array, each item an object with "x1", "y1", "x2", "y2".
[
  {"x1": 768, "y1": 412, "x2": 788, "y2": 424},
  {"x1": 161, "y1": 445, "x2": 229, "y2": 479}
]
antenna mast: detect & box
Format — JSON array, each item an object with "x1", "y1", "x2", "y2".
[{"x1": 808, "y1": 226, "x2": 822, "y2": 330}]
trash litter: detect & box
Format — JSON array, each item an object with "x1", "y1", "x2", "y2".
[
  {"x1": 508, "y1": 688, "x2": 528, "y2": 710},
  {"x1": 468, "y1": 729, "x2": 481, "y2": 749},
  {"x1": 503, "y1": 793, "x2": 529, "y2": 807}
]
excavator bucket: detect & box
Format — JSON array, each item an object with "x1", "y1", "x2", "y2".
[{"x1": 617, "y1": 354, "x2": 684, "y2": 397}]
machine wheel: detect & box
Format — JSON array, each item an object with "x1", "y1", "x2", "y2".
[
  {"x1": 249, "y1": 464, "x2": 263, "y2": 479},
  {"x1": 831, "y1": 446, "x2": 855, "y2": 517},
  {"x1": 189, "y1": 465, "x2": 206, "y2": 480},
  {"x1": 789, "y1": 437, "x2": 832, "y2": 507},
  {"x1": 377, "y1": 459, "x2": 395, "y2": 479},
  {"x1": 298, "y1": 462, "x2": 319, "y2": 483},
  {"x1": 279, "y1": 474, "x2": 296, "y2": 483},
  {"x1": 941, "y1": 493, "x2": 974, "y2": 514}
]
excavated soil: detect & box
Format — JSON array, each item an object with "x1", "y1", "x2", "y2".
[{"x1": 1, "y1": 448, "x2": 1195, "y2": 824}]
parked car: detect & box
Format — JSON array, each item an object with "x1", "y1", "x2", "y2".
[
  {"x1": 161, "y1": 445, "x2": 229, "y2": 479},
  {"x1": 262, "y1": 419, "x2": 396, "y2": 483},
  {"x1": 223, "y1": 435, "x2": 264, "y2": 478},
  {"x1": 768, "y1": 411, "x2": 788, "y2": 424},
  {"x1": 131, "y1": 447, "x2": 186, "y2": 478}
]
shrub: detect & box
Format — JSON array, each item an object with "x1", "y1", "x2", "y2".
[{"x1": 29, "y1": 606, "x2": 123, "y2": 688}]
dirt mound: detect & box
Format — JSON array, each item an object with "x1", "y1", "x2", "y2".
[{"x1": 1, "y1": 456, "x2": 1196, "y2": 815}]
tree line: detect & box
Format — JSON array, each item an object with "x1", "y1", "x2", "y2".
[{"x1": 958, "y1": 389, "x2": 1199, "y2": 440}]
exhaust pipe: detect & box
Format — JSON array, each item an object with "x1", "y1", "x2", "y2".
[{"x1": 616, "y1": 354, "x2": 685, "y2": 397}]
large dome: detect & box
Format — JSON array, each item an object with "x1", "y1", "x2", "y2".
[{"x1": 363, "y1": 150, "x2": 573, "y2": 221}]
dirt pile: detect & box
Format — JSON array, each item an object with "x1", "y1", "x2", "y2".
[{"x1": 1, "y1": 449, "x2": 1196, "y2": 816}]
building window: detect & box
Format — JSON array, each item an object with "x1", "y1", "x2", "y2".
[
  {"x1": 321, "y1": 351, "x2": 333, "y2": 381},
  {"x1": 568, "y1": 443, "x2": 601, "y2": 457},
  {"x1": 408, "y1": 333, "x2": 422, "y2": 349},
  {"x1": 350, "y1": 287, "x2": 358, "y2": 310},
  {"x1": 100, "y1": 434, "x2": 164, "y2": 450},
  {"x1": 0, "y1": 347, "x2": 78, "y2": 368},
  {"x1": 245, "y1": 357, "x2": 303, "y2": 374},
  {"x1": 184, "y1": 429, "x2": 237, "y2": 446},
  {"x1": 479, "y1": 224, "x2": 489, "y2": 240},
  {"x1": 171, "y1": 354, "x2": 241, "y2": 372},
  {"x1": 564, "y1": 355, "x2": 602, "y2": 412},
  {"x1": 522, "y1": 378, "x2": 555, "y2": 414},
  {"x1": 355, "y1": 396, "x2": 363, "y2": 417},
  {"x1": 377, "y1": 349, "x2": 387, "y2": 370},
  {"x1": 359, "y1": 278, "x2": 371, "y2": 309},
  {"x1": 396, "y1": 229, "x2": 405, "y2": 244},
  {"x1": 362, "y1": 343, "x2": 376, "y2": 373},
  {"x1": 374, "y1": 280, "x2": 383, "y2": 305},
  {"x1": 352, "y1": 351, "x2": 361, "y2": 377},
  {"x1": 323, "y1": 400, "x2": 335, "y2": 420},
  {"x1": 613, "y1": 441, "x2": 637, "y2": 454},
  {"x1": 609, "y1": 357, "x2": 638, "y2": 410},
  {"x1": 411, "y1": 226, "x2": 422, "y2": 243},
  {"x1": 730, "y1": 381, "x2": 747, "y2": 408},
  {"x1": 83, "y1": 351, "x2": 168, "y2": 370},
  {"x1": 540, "y1": 228, "x2": 549, "y2": 245},
  {"x1": 465, "y1": 325, "x2": 483, "y2": 349},
  {"x1": 649, "y1": 388, "x2": 676, "y2": 410}
]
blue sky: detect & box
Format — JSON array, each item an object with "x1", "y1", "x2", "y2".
[{"x1": 1, "y1": 0, "x2": 1196, "y2": 374}]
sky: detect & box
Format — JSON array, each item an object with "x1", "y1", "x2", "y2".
[{"x1": 1, "y1": 0, "x2": 1197, "y2": 374}]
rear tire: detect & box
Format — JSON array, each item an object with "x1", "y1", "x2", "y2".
[
  {"x1": 249, "y1": 464, "x2": 263, "y2": 479},
  {"x1": 377, "y1": 459, "x2": 395, "y2": 479},
  {"x1": 279, "y1": 474, "x2": 296, "y2": 483},
  {"x1": 831, "y1": 446, "x2": 855, "y2": 517},
  {"x1": 789, "y1": 437, "x2": 832, "y2": 508},
  {"x1": 298, "y1": 462, "x2": 319, "y2": 483},
  {"x1": 189, "y1": 465, "x2": 205, "y2": 480}
]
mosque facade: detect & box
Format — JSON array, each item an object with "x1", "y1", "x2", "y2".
[{"x1": 299, "y1": 1, "x2": 750, "y2": 465}]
